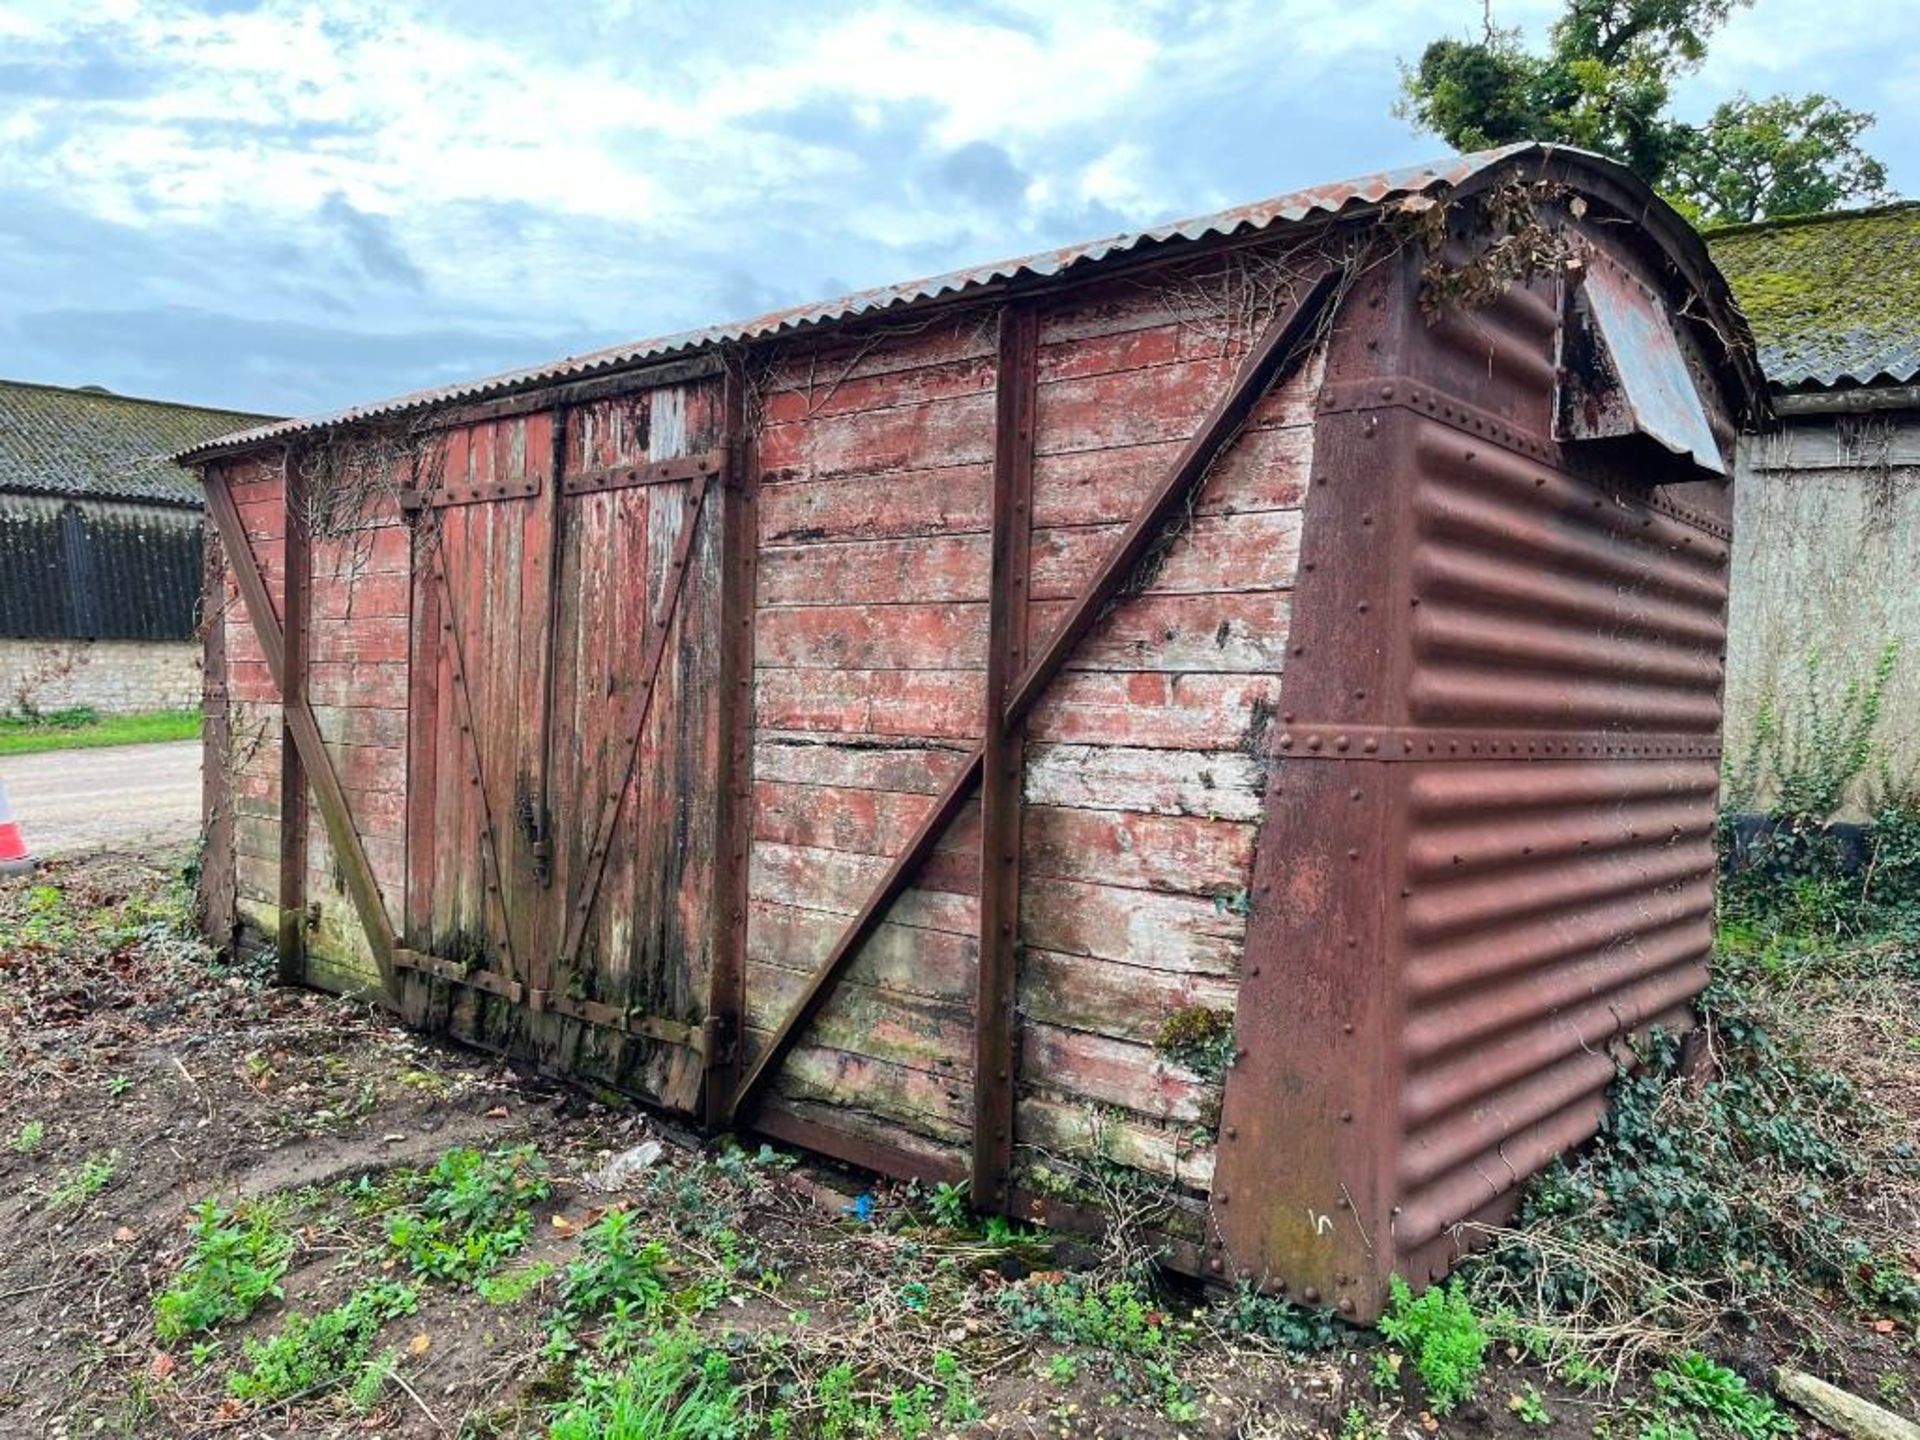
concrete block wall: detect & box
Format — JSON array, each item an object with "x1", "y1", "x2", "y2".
[{"x1": 0, "y1": 637, "x2": 203, "y2": 715}]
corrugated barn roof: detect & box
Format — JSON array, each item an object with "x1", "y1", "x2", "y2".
[
  {"x1": 0, "y1": 379, "x2": 276, "y2": 506},
  {"x1": 182, "y1": 144, "x2": 1576, "y2": 462},
  {"x1": 1707, "y1": 201, "x2": 1920, "y2": 392}
]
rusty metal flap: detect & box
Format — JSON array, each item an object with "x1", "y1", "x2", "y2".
[{"x1": 1558, "y1": 260, "x2": 1725, "y2": 476}]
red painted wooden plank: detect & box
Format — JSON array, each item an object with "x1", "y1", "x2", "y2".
[
  {"x1": 1026, "y1": 670, "x2": 1282, "y2": 749},
  {"x1": 752, "y1": 734, "x2": 974, "y2": 796},
  {"x1": 759, "y1": 465, "x2": 991, "y2": 544},
  {"x1": 756, "y1": 533, "x2": 988, "y2": 608},
  {"x1": 754, "y1": 603, "x2": 988, "y2": 671},
  {"x1": 752, "y1": 669, "x2": 982, "y2": 740},
  {"x1": 759, "y1": 351, "x2": 997, "y2": 428},
  {"x1": 1029, "y1": 511, "x2": 1304, "y2": 600},
  {"x1": 1021, "y1": 804, "x2": 1256, "y2": 896},
  {"x1": 1025, "y1": 591, "x2": 1294, "y2": 675}
]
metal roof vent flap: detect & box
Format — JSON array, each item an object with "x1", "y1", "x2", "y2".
[{"x1": 1556, "y1": 258, "x2": 1726, "y2": 477}]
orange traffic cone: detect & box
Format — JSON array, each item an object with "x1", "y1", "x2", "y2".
[{"x1": 0, "y1": 778, "x2": 35, "y2": 876}]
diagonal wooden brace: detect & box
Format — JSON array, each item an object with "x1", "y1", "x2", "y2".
[
  {"x1": 202, "y1": 465, "x2": 400, "y2": 1005},
  {"x1": 556, "y1": 458, "x2": 721, "y2": 971},
  {"x1": 730, "y1": 262, "x2": 1345, "y2": 1126}
]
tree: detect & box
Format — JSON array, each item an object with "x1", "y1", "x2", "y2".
[{"x1": 1399, "y1": 0, "x2": 1891, "y2": 224}]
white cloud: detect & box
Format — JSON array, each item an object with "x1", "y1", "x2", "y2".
[{"x1": 0, "y1": 0, "x2": 1908, "y2": 413}]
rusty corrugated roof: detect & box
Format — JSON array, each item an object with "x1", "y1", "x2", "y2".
[{"x1": 177, "y1": 143, "x2": 1675, "y2": 462}]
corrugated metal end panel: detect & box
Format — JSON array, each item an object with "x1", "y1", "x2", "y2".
[
  {"x1": 177, "y1": 143, "x2": 1685, "y2": 466},
  {"x1": 1387, "y1": 239, "x2": 1734, "y2": 1287}
]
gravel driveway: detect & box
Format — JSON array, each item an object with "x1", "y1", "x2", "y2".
[{"x1": 0, "y1": 738, "x2": 201, "y2": 859}]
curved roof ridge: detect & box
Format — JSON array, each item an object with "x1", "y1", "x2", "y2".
[{"x1": 181, "y1": 141, "x2": 1757, "y2": 461}]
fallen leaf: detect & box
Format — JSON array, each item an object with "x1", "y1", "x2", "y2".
[
  {"x1": 485, "y1": 1105, "x2": 509, "y2": 1119},
  {"x1": 148, "y1": 1352, "x2": 177, "y2": 1381},
  {"x1": 112, "y1": 1226, "x2": 137, "y2": 1244},
  {"x1": 408, "y1": 1333, "x2": 431, "y2": 1356},
  {"x1": 1873, "y1": 1318, "x2": 1896, "y2": 1334},
  {"x1": 551, "y1": 1215, "x2": 579, "y2": 1236}
]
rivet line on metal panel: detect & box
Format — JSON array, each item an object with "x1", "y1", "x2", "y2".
[
  {"x1": 1273, "y1": 725, "x2": 1721, "y2": 760},
  {"x1": 1316, "y1": 375, "x2": 1733, "y2": 543}
]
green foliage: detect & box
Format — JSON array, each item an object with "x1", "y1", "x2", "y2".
[
  {"x1": 1727, "y1": 644, "x2": 1897, "y2": 824},
  {"x1": 153, "y1": 1200, "x2": 294, "y2": 1342},
  {"x1": 1377, "y1": 1277, "x2": 1488, "y2": 1414},
  {"x1": 1214, "y1": 1281, "x2": 1346, "y2": 1352},
  {"x1": 1397, "y1": 0, "x2": 1888, "y2": 223},
  {"x1": 10, "y1": 1119, "x2": 44, "y2": 1153},
  {"x1": 1488, "y1": 1011, "x2": 1912, "y2": 1315},
  {"x1": 994, "y1": 1275, "x2": 1171, "y2": 1356},
  {"x1": 1652, "y1": 1353, "x2": 1796, "y2": 1439},
  {"x1": 477, "y1": 1260, "x2": 557, "y2": 1306},
  {"x1": 549, "y1": 1209, "x2": 723, "y2": 1363},
  {"x1": 47, "y1": 1150, "x2": 118, "y2": 1209},
  {"x1": 386, "y1": 1144, "x2": 551, "y2": 1282},
  {"x1": 1509, "y1": 1383, "x2": 1554, "y2": 1427},
  {"x1": 1671, "y1": 94, "x2": 1891, "y2": 226},
  {"x1": 547, "y1": 1329, "x2": 742, "y2": 1440},
  {"x1": 927, "y1": 1181, "x2": 971, "y2": 1230},
  {"x1": 933, "y1": 1350, "x2": 981, "y2": 1425},
  {"x1": 1154, "y1": 1006, "x2": 1237, "y2": 1080},
  {"x1": 228, "y1": 1280, "x2": 418, "y2": 1404}
]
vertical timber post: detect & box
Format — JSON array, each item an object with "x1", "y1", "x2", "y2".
[
  {"x1": 709, "y1": 359, "x2": 754, "y2": 1128},
  {"x1": 403, "y1": 508, "x2": 442, "y2": 984},
  {"x1": 973, "y1": 302, "x2": 1038, "y2": 1211},
  {"x1": 531, "y1": 404, "x2": 569, "y2": 917},
  {"x1": 277, "y1": 445, "x2": 310, "y2": 986}
]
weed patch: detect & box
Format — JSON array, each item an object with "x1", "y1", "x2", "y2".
[
  {"x1": 1377, "y1": 1276, "x2": 1487, "y2": 1414},
  {"x1": 47, "y1": 1150, "x2": 118, "y2": 1210},
  {"x1": 547, "y1": 1327, "x2": 741, "y2": 1440},
  {"x1": 228, "y1": 1279, "x2": 417, "y2": 1405},
  {"x1": 154, "y1": 1200, "x2": 294, "y2": 1343},
  {"x1": 1651, "y1": 1352, "x2": 1796, "y2": 1439},
  {"x1": 385, "y1": 1143, "x2": 551, "y2": 1282}
]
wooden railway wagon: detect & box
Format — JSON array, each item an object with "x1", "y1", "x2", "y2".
[{"x1": 184, "y1": 143, "x2": 1760, "y2": 1318}]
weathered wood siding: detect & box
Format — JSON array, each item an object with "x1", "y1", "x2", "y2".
[
  {"x1": 214, "y1": 456, "x2": 290, "y2": 952},
  {"x1": 743, "y1": 269, "x2": 1323, "y2": 1197},
  {"x1": 746, "y1": 312, "x2": 995, "y2": 1171},
  {"x1": 300, "y1": 497, "x2": 412, "y2": 992}
]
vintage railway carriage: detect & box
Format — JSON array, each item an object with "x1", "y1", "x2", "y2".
[{"x1": 185, "y1": 143, "x2": 1760, "y2": 1317}]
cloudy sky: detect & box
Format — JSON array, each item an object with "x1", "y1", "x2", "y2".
[{"x1": 1, "y1": 0, "x2": 1913, "y2": 419}]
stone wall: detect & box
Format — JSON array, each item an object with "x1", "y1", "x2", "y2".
[
  {"x1": 0, "y1": 637, "x2": 203, "y2": 715},
  {"x1": 1725, "y1": 411, "x2": 1920, "y2": 819}
]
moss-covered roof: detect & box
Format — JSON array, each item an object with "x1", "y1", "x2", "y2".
[
  {"x1": 0, "y1": 380, "x2": 274, "y2": 506},
  {"x1": 1706, "y1": 202, "x2": 1920, "y2": 392}
]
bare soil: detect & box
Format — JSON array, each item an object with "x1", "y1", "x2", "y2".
[{"x1": 0, "y1": 849, "x2": 1912, "y2": 1439}]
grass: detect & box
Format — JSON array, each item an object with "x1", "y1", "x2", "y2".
[{"x1": 0, "y1": 706, "x2": 200, "y2": 756}]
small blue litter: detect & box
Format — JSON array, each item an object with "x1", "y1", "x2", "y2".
[{"x1": 841, "y1": 1193, "x2": 875, "y2": 1223}]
